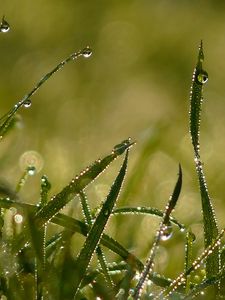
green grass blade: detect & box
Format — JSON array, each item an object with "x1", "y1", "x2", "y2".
[
  {"x1": 35, "y1": 139, "x2": 133, "y2": 226},
  {"x1": 189, "y1": 41, "x2": 219, "y2": 279},
  {"x1": 73, "y1": 150, "x2": 129, "y2": 297},
  {"x1": 156, "y1": 228, "x2": 225, "y2": 299},
  {"x1": 0, "y1": 47, "x2": 91, "y2": 139},
  {"x1": 112, "y1": 206, "x2": 185, "y2": 230},
  {"x1": 79, "y1": 190, "x2": 114, "y2": 291},
  {"x1": 183, "y1": 275, "x2": 223, "y2": 300},
  {"x1": 133, "y1": 164, "x2": 182, "y2": 299},
  {"x1": 184, "y1": 230, "x2": 196, "y2": 293},
  {"x1": 0, "y1": 197, "x2": 143, "y2": 271}
]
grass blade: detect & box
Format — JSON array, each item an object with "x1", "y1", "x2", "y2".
[
  {"x1": 80, "y1": 190, "x2": 114, "y2": 292},
  {"x1": 73, "y1": 150, "x2": 129, "y2": 297},
  {"x1": 0, "y1": 47, "x2": 91, "y2": 139},
  {"x1": 35, "y1": 139, "x2": 133, "y2": 225},
  {"x1": 133, "y1": 164, "x2": 182, "y2": 299},
  {"x1": 189, "y1": 41, "x2": 219, "y2": 279},
  {"x1": 156, "y1": 228, "x2": 225, "y2": 299},
  {"x1": 0, "y1": 197, "x2": 143, "y2": 271},
  {"x1": 112, "y1": 206, "x2": 185, "y2": 230}
]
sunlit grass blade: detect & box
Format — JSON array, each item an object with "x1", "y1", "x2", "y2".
[
  {"x1": 35, "y1": 138, "x2": 134, "y2": 226},
  {"x1": 155, "y1": 228, "x2": 225, "y2": 299},
  {"x1": 112, "y1": 206, "x2": 185, "y2": 230},
  {"x1": 0, "y1": 47, "x2": 91, "y2": 140},
  {"x1": 189, "y1": 41, "x2": 219, "y2": 280},
  {"x1": 133, "y1": 164, "x2": 182, "y2": 299},
  {"x1": 73, "y1": 150, "x2": 129, "y2": 297}
]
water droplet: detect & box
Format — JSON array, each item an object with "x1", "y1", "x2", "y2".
[
  {"x1": 197, "y1": 70, "x2": 208, "y2": 84},
  {"x1": 27, "y1": 166, "x2": 36, "y2": 176},
  {"x1": 160, "y1": 223, "x2": 173, "y2": 241},
  {"x1": 129, "y1": 288, "x2": 135, "y2": 296},
  {"x1": 104, "y1": 209, "x2": 109, "y2": 216},
  {"x1": 82, "y1": 47, "x2": 92, "y2": 58},
  {"x1": 23, "y1": 99, "x2": 32, "y2": 108},
  {"x1": 0, "y1": 16, "x2": 10, "y2": 33},
  {"x1": 14, "y1": 214, "x2": 23, "y2": 224}
]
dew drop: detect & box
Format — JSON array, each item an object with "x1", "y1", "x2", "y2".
[
  {"x1": 104, "y1": 209, "x2": 109, "y2": 216},
  {"x1": 0, "y1": 16, "x2": 10, "y2": 33},
  {"x1": 129, "y1": 288, "x2": 135, "y2": 296},
  {"x1": 197, "y1": 70, "x2": 208, "y2": 84},
  {"x1": 82, "y1": 46, "x2": 92, "y2": 58},
  {"x1": 160, "y1": 223, "x2": 173, "y2": 241},
  {"x1": 23, "y1": 99, "x2": 32, "y2": 108},
  {"x1": 14, "y1": 214, "x2": 23, "y2": 224},
  {"x1": 27, "y1": 166, "x2": 36, "y2": 176}
]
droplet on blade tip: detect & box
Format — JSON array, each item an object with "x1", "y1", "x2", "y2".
[
  {"x1": 82, "y1": 46, "x2": 92, "y2": 58},
  {"x1": 0, "y1": 15, "x2": 10, "y2": 33}
]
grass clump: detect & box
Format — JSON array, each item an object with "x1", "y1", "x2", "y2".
[{"x1": 0, "y1": 38, "x2": 224, "y2": 300}]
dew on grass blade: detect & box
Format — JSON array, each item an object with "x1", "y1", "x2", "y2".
[
  {"x1": 19, "y1": 150, "x2": 44, "y2": 173},
  {"x1": 27, "y1": 166, "x2": 36, "y2": 176},
  {"x1": 197, "y1": 70, "x2": 208, "y2": 84},
  {"x1": 82, "y1": 46, "x2": 92, "y2": 58},
  {"x1": 0, "y1": 15, "x2": 10, "y2": 33},
  {"x1": 23, "y1": 99, "x2": 32, "y2": 108},
  {"x1": 14, "y1": 213, "x2": 23, "y2": 224},
  {"x1": 160, "y1": 223, "x2": 173, "y2": 241}
]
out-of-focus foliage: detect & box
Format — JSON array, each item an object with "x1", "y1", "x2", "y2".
[{"x1": 0, "y1": 0, "x2": 225, "y2": 284}]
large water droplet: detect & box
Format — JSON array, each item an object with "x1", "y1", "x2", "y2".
[
  {"x1": 23, "y1": 99, "x2": 32, "y2": 108},
  {"x1": 82, "y1": 47, "x2": 92, "y2": 58},
  {"x1": 160, "y1": 223, "x2": 173, "y2": 241},
  {"x1": 0, "y1": 16, "x2": 10, "y2": 33},
  {"x1": 197, "y1": 70, "x2": 208, "y2": 84}
]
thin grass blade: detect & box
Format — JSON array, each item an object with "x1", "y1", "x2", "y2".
[
  {"x1": 133, "y1": 164, "x2": 182, "y2": 299},
  {"x1": 0, "y1": 47, "x2": 91, "y2": 139},
  {"x1": 112, "y1": 206, "x2": 185, "y2": 230},
  {"x1": 35, "y1": 139, "x2": 133, "y2": 225},
  {"x1": 189, "y1": 41, "x2": 219, "y2": 279},
  {"x1": 73, "y1": 150, "x2": 129, "y2": 297}
]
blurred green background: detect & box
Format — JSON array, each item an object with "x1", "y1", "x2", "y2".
[{"x1": 1, "y1": 0, "x2": 225, "y2": 278}]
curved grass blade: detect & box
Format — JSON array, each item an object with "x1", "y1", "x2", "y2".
[
  {"x1": 133, "y1": 164, "x2": 182, "y2": 299},
  {"x1": 35, "y1": 138, "x2": 134, "y2": 226},
  {"x1": 0, "y1": 47, "x2": 91, "y2": 139},
  {"x1": 73, "y1": 150, "x2": 129, "y2": 297},
  {"x1": 112, "y1": 206, "x2": 185, "y2": 230},
  {"x1": 189, "y1": 41, "x2": 219, "y2": 279},
  {"x1": 155, "y1": 228, "x2": 225, "y2": 299}
]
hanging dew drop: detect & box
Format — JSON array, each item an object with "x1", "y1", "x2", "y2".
[
  {"x1": 197, "y1": 70, "x2": 208, "y2": 84},
  {"x1": 82, "y1": 46, "x2": 92, "y2": 58},
  {"x1": 23, "y1": 99, "x2": 32, "y2": 108},
  {"x1": 0, "y1": 16, "x2": 10, "y2": 33}
]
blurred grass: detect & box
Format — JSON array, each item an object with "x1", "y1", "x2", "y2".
[{"x1": 1, "y1": 0, "x2": 225, "y2": 281}]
